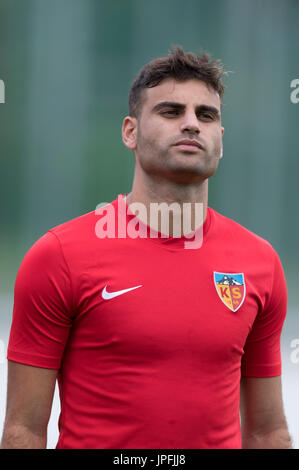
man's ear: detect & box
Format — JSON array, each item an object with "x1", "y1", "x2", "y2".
[{"x1": 122, "y1": 116, "x2": 138, "y2": 150}]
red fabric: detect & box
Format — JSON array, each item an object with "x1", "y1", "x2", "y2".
[{"x1": 7, "y1": 195, "x2": 287, "y2": 449}]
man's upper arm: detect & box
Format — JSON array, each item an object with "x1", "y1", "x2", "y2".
[
  {"x1": 2, "y1": 230, "x2": 73, "y2": 447},
  {"x1": 2, "y1": 361, "x2": 58, "y2": 438},
  {"x1": 241, "y1": 248, "x2": 288, "y2": 378},
  {"x1": 239, "y1": 247, "x2": 291, "y2": 448},
  {"x1": 240, "y1": 376, "x2": 289, "y2": 437},
  {"x1": 7, "y1": 231, "x2": 73, "y2": 370}
]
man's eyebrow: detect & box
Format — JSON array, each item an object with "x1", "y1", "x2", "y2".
[
  {"x1": 196, "y1": 104, "x2": 220, "y2": 116},
  {"x1": 151, "y1": 101, "x2": 185, "y2": 112},
  {"x1": 151, "y1": 101, "x2": 220, "y2": 116}
]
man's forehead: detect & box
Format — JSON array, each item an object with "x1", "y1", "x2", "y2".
[{"x1": 144, "y1": 78, "x2": 221, "y2": 109}]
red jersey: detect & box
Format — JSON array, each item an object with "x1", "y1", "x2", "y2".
[{"x1": 7, "y1": 194, "x2": 288, "y2": 449}]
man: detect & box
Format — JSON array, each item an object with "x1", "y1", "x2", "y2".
[{"x1": 1, "y1": 46, "x2": 292, "y2": 449}]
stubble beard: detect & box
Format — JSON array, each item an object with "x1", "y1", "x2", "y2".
[{"x1": 136, "y1": 131, "x2": 221, "y2": 184}]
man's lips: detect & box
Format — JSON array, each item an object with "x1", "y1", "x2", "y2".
[{"x1": 173, "y1": 139, "x2": 204, "y2": 151}]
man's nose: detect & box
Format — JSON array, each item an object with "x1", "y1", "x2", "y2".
[{"x1": 180, "y1": 112, "x2": 200, "y2": 134}]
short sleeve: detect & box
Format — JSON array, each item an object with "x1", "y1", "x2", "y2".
[
  {"x1": 7, "y1": 231, "x2": 74, "y2": 370},
  {"x1": 241, "y1": 248, "x2": 288, "y2": 377}
]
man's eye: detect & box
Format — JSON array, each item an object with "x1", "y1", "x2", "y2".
[
  {"x1": 199, "y1": 113, "x2": 214, "y2": 120},
  {"x1": 162, "y1": 110, "x2": 179, "y2": 116}
]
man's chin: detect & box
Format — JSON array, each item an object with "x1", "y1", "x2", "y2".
[
  {"x1": 139, "y1": 155, "x2": 219, "y2": 183},
  {"x1": 162, "y1": 164, "x2": 217, "y2": 184}
]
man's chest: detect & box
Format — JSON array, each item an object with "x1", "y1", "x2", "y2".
[{"x1": 70, "y1": 244, "x2": 262, "y2": 366}]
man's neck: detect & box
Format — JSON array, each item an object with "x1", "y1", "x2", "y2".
[{"x1": 125, "y1": 179, "x2": 208, "y2": 237}]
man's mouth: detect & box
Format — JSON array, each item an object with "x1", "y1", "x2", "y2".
[{"x1": 173, "y1": 139, "x2": 204, "y2": 151}]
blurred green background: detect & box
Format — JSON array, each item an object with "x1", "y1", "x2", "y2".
[
  {"x1": 1, "y1": 0, "x2": 299, "y2": 449},
  {"x1": 0, "y1": 0, "x2": 298, "y2": 312}
]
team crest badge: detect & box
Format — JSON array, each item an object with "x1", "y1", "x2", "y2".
[{"x1": 214, "y1": 272, "x2": 246, "y2": 312}]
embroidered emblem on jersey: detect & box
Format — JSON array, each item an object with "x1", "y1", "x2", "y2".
[{"x1": 213, "y1": 272, "x2": 245, "y2": 312}]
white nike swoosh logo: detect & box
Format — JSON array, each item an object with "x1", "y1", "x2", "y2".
[{"x1": 102, "y1": 284, "x2": 142, "y2": 300}]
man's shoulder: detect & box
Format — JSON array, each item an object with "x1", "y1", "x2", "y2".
[
  {"x1": 48, "y1": 209, "x2": 97, "y2": 239},
  {"x1": 209, "y1": 207, "x2": 276, "y2": 255},
  {"x1": 20, "y1": 209, "x2": 99, "y2": 267},
  {"x1": 48, "y1": 199, "x2": 118, "y2": 241}
]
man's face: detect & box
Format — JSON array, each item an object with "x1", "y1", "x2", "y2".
[{"x1": 124, "y1": 78, "x2": 224, "y2": 184}]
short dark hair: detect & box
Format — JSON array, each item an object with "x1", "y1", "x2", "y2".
[{"x1": 128, "y1": 46, "x2": 226, "y2": 118}]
